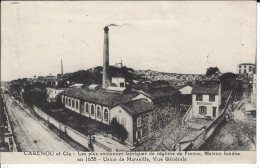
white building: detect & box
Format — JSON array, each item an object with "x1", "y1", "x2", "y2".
[
  {"x1": 111, "y1": 77, "x2": 126, "y2": 88},
  {"x1": 237, "y1": 63, "x2": 255, "y2": 75},
  {"x1": 110, "y1": 99, "x2": 154, "y2": 146},
  {"x1": 46, "y1": 87, "x2": 66, "y2": 102},
  {"x1": 191, "y1": 81, "x2": 221, "y2": 119}
]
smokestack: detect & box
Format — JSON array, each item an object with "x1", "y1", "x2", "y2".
[
  {"x1": 61, "y1": 59, "x2": 63, "y2": 75},
  {"x1": 102, "y1": 26, "x2": 110, "y2": 88}
]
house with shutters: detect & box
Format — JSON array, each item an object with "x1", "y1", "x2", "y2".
[{"x1": 191, "y1": 81, "x2": 221, "y2": 119}]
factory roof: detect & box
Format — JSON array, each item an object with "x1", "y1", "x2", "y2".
[
  {"x1": 192, "y1": 81, "x2": 220, "y2": 95},
  {"x1": 115, "y1": 98, "x2": 154, "y2": 116},
  {"x1": 140, "y1": 86, "x2": 180, "y2": 100},
  {"x1": 64, "y1": 88, "x2": 139, "y2": 107},
  {"x1": 46, "y1": 86, "x2": 68, "y2": 90}
]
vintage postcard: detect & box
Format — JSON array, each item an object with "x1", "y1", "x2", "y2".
[{"x1": 0, "y1": 0, "x2": 257, "y2": 164}]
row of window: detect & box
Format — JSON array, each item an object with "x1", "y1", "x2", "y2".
[
  {"x1": 199, "y1": 106, "x2": 217, "y2": 117},
  {"x1": 64, "y1": 97, "x2": 79, "y2": 110},
  {"x1": 196, "y1": 94, "x2": 215, "y2": 102},
  {"x1": 239, "y1": 69, "x2": 252, "y2": 74},
  {"x1": 239, "y1": 65, "x2": 253, "y2": 69},
  {"x1": 85, "y1": 103, "x2": 109, "y2": 122},
  {"x1": 63, "y1": 96, "x2": 109, "y2": 122}
]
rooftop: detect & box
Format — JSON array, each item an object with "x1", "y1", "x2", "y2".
[
  {"x1": 116, "y1": 98, "x2": 154, "y2": 116},
  {"x1": 141, "y1": 86, "x2": 181, "y2": 99},
  {"x1": 64, "y1": 88, "x2": 138, "y2": 107},
  {"x1": 192, "y1": 81, "x2": 220, "y2": 95},
  {"x1": 47, "y1": 87, "x2": 67, "y2": 90}
]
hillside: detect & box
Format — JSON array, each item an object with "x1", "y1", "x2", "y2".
[{"x1": 64, "y1": 66, "x2": 137, "y2": 85}]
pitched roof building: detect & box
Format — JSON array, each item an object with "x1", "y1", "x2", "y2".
[{"x1": 192, "y1": 81, "x2": 220, "y2": 95}]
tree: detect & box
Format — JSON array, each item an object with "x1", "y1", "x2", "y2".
[
  {"x1": 219, "y1": 72, "x2": 238, "y2": 92},
  {"x1": 206, "y1": 67, "x2": 220, "y2": 77},
  {"x1": 110, "y1": 118, "x2": 128, "y2": 142}
]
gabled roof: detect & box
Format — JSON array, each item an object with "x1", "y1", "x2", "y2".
[
  {"x1": 178, "y1": 85, "x2": 193, "y2": 94},
  {"x1": 116, "y1": 99, "x2": 154, "y2": 116},
  {"x1": 64, "y1": 88, "x2": 138, "y2": 107},
  {"x1": 70, "y1": 83, "x2": 84, "y2": 88},
  {"x1": 192, "y1": 81, "x2": 220, "y2": 95},
  {"x1": 140, "y1": 86, "x2": 180, "y2": 100}
]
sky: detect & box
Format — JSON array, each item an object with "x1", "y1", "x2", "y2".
[{"x1": 1, "y1": 1, "x2": 256, "y2": 81}]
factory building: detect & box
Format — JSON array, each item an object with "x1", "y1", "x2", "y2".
[{"x1": 60, "y1": 25, "x2": 181, "y2": 146}]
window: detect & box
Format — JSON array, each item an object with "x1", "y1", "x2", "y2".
[
  {"x1": 76, "y1": 100, "x2": 78, "y2": 110},
  {"x1": 137, "y1": 130, "x2": 142, "y2": 140},
  {"x1": 72, "y1": 99, "x2": 75, "y2": 108},
  {"x1": 239, "y1": 65, "x2": 241, "y2": 68},
  {"x1": 244, "y1": 65, "x2": 246, "y2": 68},
  {"x1": 91, "y1": 104, "x2": 95, "y2": 116},
  {"x1": 209, "y1": 95, "x2": 215, "y2": 102},
  {"x1": 239, "y1": 69, "x2": 241, "y2": 74},
  {"x1": 213, "y1": 107, "x2": 217, "y2": 117},
  {"x1": 244, "y1": 69, "x2": 246, "y2": 73},
  {"x1": 104, "y1": 109, "x2": 108, "y2": 121},
  {"x1": 196, "y1": 94, "x2": 202, "y2": 101},
  {"x1": 137, "y1": 118, "x2": 141, "y2": 127},
  {"x1": 249, "y1": 66, "x2": 252, "y2": 72},
  {"x1": 121, "y1": 118, "x2": 126, "y2": 128},
  {"x1": 120, "y1": 82, "x2": 124, "y2": 87},
  {"x1": 69, "y1": 98, "x2": 71, "y2": 106},
  {"x1": 97, "y1": 106, "x2": 101, "y2": 118},
  {"x1": 85, "y1": 103, "x2": 89, "y2": 113},
  {"x1": 199, "y1": 106, "x2": 207, "y2": 115}
]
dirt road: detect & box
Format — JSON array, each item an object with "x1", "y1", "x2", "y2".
[{"x1": 5, "y1": 96, "x2": 75, "y2": 151}]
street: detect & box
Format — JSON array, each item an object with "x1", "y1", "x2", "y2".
[{"x1": 5, "y1": 95, "x2": 75, "y2": 151}]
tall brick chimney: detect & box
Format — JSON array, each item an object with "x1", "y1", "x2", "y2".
[
  {"x1": 102, "y1": 26, "x2": 110, "y2": 88},
  {"x1": 61, "y1": 59, "x2": 63, "y2": 75}
]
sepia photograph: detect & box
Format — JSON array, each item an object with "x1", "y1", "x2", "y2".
[{"x1": 0, "y1": 0, "x2": 257, "y2": 164}]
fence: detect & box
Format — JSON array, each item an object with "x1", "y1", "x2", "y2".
[
  {"x1": 33, "y1": 106, "x2": 111, "y2": 152},
  {"x1": 3, "y1": 106, "x2": 18, "y2": 152},
  {"x1": 181, "y1": 106, "x2": 192, "y2": 127}
]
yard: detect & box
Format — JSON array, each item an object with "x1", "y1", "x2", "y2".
[{"x1": 42, "y1": 106, "x2": 111, "y2": 137}]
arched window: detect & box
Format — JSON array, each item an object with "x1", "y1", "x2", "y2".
[
  {"x1": 85, "y1": 103, "x2": 89, "y2": 113},
  {"x1": 75, "y1": 100, "x2": 78, "y2": 110},
  {"x1": 72, "y1": 99, "x2": 75, "y2": 108},
  {"x1": 69, "y1": 98, "x2": 71, "y2": 106},
  {"x1": 91, "y1": 104, "x2": 95, "y2": 116},
  {"x1": 104, "y1": 109, "x2": 108, "y2": 121},
  {"x1": 97, "y1": 106, "x2": 101, "y2": 118},
  {"x1": 199, "y1": 106, "x2": 207, "y2": 115}
]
